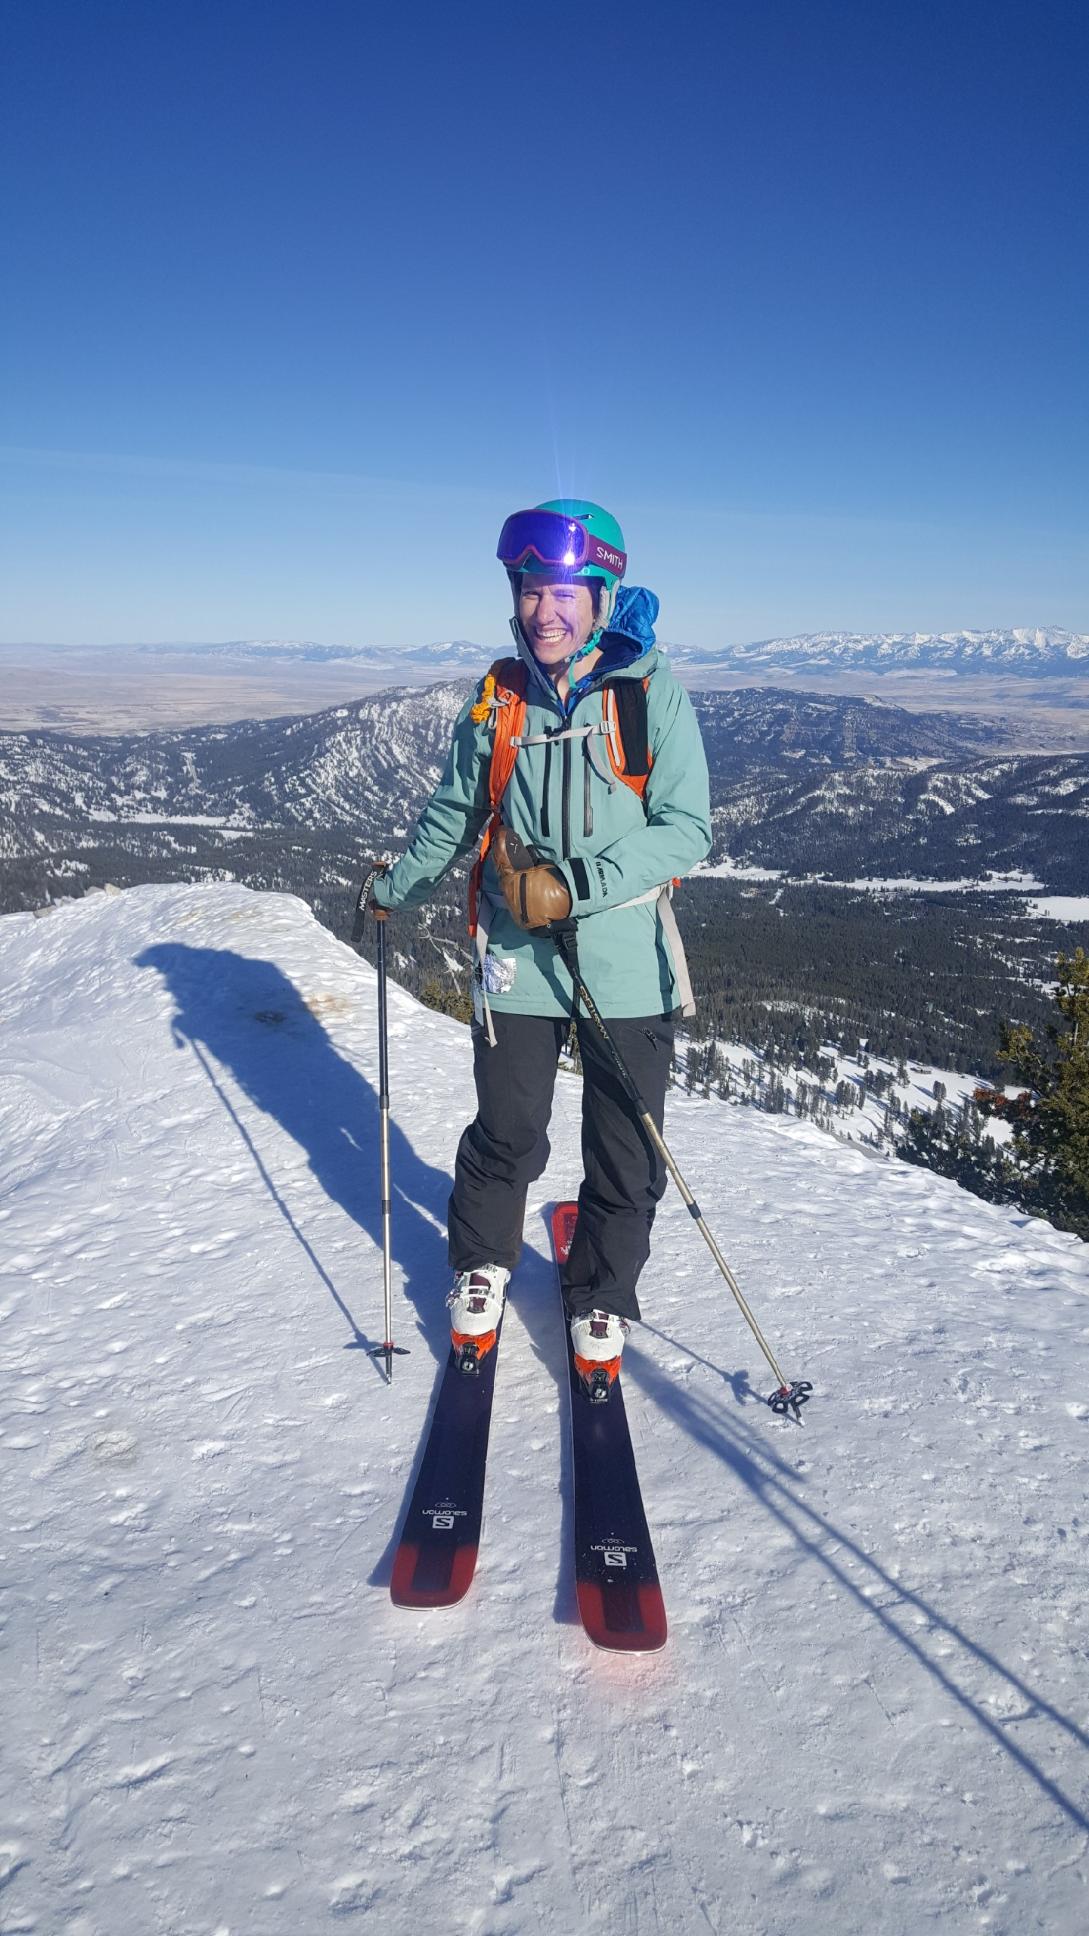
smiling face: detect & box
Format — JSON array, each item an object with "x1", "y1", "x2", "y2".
[{"x1": 517, "y1": 577, "x2": 599, "y2": 671}]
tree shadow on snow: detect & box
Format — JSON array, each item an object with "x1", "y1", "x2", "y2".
[
  {"x1": 621, "y1": 1342, "x2": 1089, "y2": 1836},
  {"x1": 136, "y1": 943, "x2": 453, "y2": 1382}
]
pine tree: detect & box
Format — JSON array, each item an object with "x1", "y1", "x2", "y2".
[
  {"x1": 898, "y1": 949, "x2": 1089, "y2": 1242},
  {"x1": 420, "y1": 976, "x2": 473, "y2": 1024},
  {"x1": 982, "y1": 948, "x2": 1089, "y2": 1239}
]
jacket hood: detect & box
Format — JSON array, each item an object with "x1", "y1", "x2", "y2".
[{"x1": 591, "y1": 584, "x2": 659, "y2": 672}]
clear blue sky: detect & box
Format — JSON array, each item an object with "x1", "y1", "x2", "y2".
[{"x1": 1, "y1": 0, "x2": 1086, "y2": 648}]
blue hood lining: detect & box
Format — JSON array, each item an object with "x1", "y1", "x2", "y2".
[{"x1": 566, "y1": 585, "x2": 659, "y2": 710}]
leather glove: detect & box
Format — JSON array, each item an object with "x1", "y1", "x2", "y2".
[{"x1": 493, "y1": 826, "x2": 573, "y2": 930}]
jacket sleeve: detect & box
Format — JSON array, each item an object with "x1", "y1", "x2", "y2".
[
  {"x1": 370, "y1": 696, "x2": 491, "y2": 910},
  {"x1": 554, "y1": 674, "x2": 711, "y2": 915}
]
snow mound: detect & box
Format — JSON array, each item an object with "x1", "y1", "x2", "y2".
[{"x1": 2, "y1": 883, "x2": 1087, "y2": 1934}]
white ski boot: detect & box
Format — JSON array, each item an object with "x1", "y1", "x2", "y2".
[
  {"x1": 569, "y1": 1309, "x2": 630, "y2": 1404},
  {"x1": 447, "y1": 1264, "x2": 510, "y2": 1373}
]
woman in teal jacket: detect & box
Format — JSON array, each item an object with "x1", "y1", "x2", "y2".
[{"x1": 371, "y1": 500, "x2": 711, "y2": 1390}]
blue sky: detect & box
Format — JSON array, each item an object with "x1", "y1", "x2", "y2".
[{"x1": 1, "y1": 0, "x2": 1086, "y2": 648}]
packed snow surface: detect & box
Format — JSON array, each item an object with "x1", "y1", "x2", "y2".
[{"x1": 2, "y1": 884, "x2": 1087, "y2": 1936}]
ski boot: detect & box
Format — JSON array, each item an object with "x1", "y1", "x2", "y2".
[
  {"x1": 570, "y1": 1309, "x2": 630, "y2": 1405},
  {"x1": 447, "y1": 1265, "x2": 510, "y2": 1374}
]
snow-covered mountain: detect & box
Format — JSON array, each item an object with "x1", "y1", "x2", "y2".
[
  {"x1": 672, "y1": 628, "x2": 1089, "y2": 673},
  {"x1": 131, "y1": 629, "x2": 1089, "y2": 674},
  {"x1": 135, "y1": 637, "x2": 488, "y2": 666},
  {"x1": 138, "y1": 637, "x2": 371, "y2": 661},
  {"x1": 3, "y1": 681, "x2": 1087, "y2": 892},
  {"x1": 0, "y1": 681, "x2": 469, "y2": 851},
  {"x1": 707, "y1": 746, "x2": 1089, "y2": 885},
  {"x1": 2, "y1": 880, "x2": 1087, "y2": 1934}
]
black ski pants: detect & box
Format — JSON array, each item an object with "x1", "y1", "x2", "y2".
[{"x1": 447, "y1": 1009, "x2": 674, "y2": 1323}]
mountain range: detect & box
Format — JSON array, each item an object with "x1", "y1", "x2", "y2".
[
  {"x1": 134, "y1": 637, "x2": 488, "y2": 666},
  {"x1": 672, "y1": 628, "x2": 1089, "y2": 672},
  {"x1": 123, "y1": 628, "x2": 1089, "y2": 674},
  {"x1": 3, "y1": 681, "x2": 1088, "y2": 895}
]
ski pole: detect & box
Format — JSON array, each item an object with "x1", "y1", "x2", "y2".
[
  {"x1": 352, "y1": 867, "x2": 408, "y2": 1384},
  {"x1": 553, "y1": 923, "x2": 811, "y2": 1423}
]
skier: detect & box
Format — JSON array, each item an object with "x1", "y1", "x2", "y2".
[{"x1": 370, "y1": 499, "x2": 711, "y2": 1392}]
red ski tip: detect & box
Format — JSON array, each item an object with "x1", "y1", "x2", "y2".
[
  {"x1": 390, "y1": 1540, "x2": 479, "y2": 1609},
  {"x1": 576, "y1": 1580, "x2": 668, "y2": 1653},
  {"x1": 550, "y1": 1201, "x2": 579, "y2": 1266}
]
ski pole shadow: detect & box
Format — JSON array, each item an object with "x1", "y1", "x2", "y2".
[
  {"x1": 636, "y1": 1317, "x2": 762, "y2": 1407},
  {"x1": 135, "y1": 943, "x2": 453, "y2": 1376},
  {"x1": 517, "y1": 1214, "x2": 580, "y2": 1629},
  {"x1": 622, "y1": 1345, "x2": 1089, "y2": 1835}
]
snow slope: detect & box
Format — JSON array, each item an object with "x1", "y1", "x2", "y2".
[{"x1": 2, "y1": 884, "x2": 1087, "y2": 1936}]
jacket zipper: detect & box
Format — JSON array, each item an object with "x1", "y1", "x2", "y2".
[
  {"x1": 583, "y1": 749, "x2": 593, "y2": 837},
  {"x1": 541, "y1": 737, "x2": 553, "y2": 839},
  {"x1": 562, "y1": 734, "x2": 571, "y2": 853}
]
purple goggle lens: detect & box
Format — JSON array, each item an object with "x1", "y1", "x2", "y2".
[{"x1": 496, "y1": 508, "x2": 626, "y2": 580}]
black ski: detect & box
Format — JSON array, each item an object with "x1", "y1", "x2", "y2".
[
  {"x1": 550, "y1": 1201, "x2": 668, "y2": 1652},
  {"x1": 390, "y1": 1320, "x2": 503, "y2": 1609}
]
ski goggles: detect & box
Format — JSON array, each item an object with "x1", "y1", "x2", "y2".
[{"x1": 496, "y1": 508, "x2": 627, "y2": 580}]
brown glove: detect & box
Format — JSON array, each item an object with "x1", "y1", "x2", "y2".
[{"x1": 493, "y1": 826, "x2": 573, "y2": 930}]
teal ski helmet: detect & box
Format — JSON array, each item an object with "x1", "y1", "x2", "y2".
[{"x1": 497, "y1": 498, "x2": 627, "y2": 633}]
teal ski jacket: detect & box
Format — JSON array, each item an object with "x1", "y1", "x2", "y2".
[{"x1": 371, "y1": 615, "x2": 711, "y2": 1020}]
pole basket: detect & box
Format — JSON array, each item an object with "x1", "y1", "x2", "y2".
[{"x1": 768, "y1": 1381, "x2": 813, "y2": 1424}]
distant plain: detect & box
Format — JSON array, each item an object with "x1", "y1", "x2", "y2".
[{"x1": 0, "y1": 646, "x2": 429, "y2": 733}]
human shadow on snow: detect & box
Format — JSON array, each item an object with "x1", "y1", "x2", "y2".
[
  {"x1": 136, "y1": 944, "x2": 454, "y2": 1383},
  {"x1": 621, "y1": 1341, "x2": 1089, "y2": 1835},
  {"x1": 137, "y1": 944, "x2": 585, "y2": 1619}
]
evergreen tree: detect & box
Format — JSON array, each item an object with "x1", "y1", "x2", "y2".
[
  {"x1": 899, "y1": 949, "x2": 1089, "y2": 1242},
  {"x1": 981, "y1": 948, "x2": 1089, "y2": 1239},
  {"x1": 419, "y1": 975, "x2": 473, "y2": 1024}
]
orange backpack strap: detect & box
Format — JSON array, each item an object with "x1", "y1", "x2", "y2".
[
  {"x1": 602, "y1": 674, "x2": 652, "y2": 799},
  {"x1": 483, "y1": 657, "x2": 528, "y2": 812},
  {"x1": 468, "y1": 658, "x2": 528, "y2": 934}
]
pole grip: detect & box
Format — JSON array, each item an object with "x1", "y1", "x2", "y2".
[{"x1": 350, "y1": 860, "x2": 390, "y2": 951}]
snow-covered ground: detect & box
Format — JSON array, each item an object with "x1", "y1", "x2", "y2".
[
  {"x1": 2, "y1": 883, "x2": 1087, "y2": 1936},
  {"x1": 1025, "y1": 896, "x2": 1089, "y2": 923},
  {"x1": 693, "y1": 1036, "x2": 1003, "y2": 1154},
  {"x1": 694, "y1": 861, "x2": 1086, "y2": 913}
]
